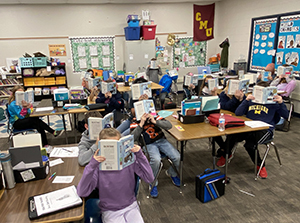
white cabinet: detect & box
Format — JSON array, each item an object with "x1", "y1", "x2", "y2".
[{"x1": 123, "y1": 40, "x2": 156, "y2": 73}]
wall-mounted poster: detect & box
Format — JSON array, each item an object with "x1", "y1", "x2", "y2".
[
  {"x1": 48, "y1": 44, "x2": 67, "y2": 56},
  {"x1": 69, "y1": 36, "x2": 115, "y2": 73}
]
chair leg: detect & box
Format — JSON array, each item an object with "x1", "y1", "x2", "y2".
[
  {"x1": 149, "y1": 162, "x2": 163, "y2": 196},
  {"x1": 256, "y1": 144, "x2": 271, "y2": 179},
  {"x1": 167, "y1": 158, "x2": 180, "y2": 179},
  {"x1": 254, "y1": 145, "x2": 258, "y2": 180},
  {"x1": 272, "y1": 142, "x2": 282, "y2": 166}
]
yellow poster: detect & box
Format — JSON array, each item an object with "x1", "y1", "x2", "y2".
[{"x1": 49, "y1": 44, "x2": 67, "y2": 56}]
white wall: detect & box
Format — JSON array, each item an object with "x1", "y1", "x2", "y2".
[{"x1": 0, "y1": 2, "x2": 218, "y2": 87}]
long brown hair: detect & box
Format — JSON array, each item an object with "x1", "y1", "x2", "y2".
[
  {"x1": 8, "y1": 85, "x2": 24, "y2": 104},
  {"x1": 199, "y1": 75, "x2": 213, "y2": 96}
]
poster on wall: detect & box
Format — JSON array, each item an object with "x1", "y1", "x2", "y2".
[
  {"x1": 276, "y1": 14, "x2": 300, "y2": 73},
  {"x1": 48, "y1": 44, "x2": 67, "y2": 56},
  {"x1": 172, "y1": 37, "x2": 207, "y2": 68},
  {"x1": 249, "y1": 17, "x2": 277, "y2": 72},
  {"x1": 69, "y1": 36, "x2": 115, "y2": 73}
]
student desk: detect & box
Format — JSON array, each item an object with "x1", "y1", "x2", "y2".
[
  {"x1": 0, "y1": 145, "x2": 84, "y2": 223},
  {"x1": 117, "y1": 82, "x2": 164, "y2": 92},
  {"x1": 164, "y1": 110, "x2": 269, "y2": 189}
]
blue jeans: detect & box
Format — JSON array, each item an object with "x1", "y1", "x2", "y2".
[
  {"x1": 116, "y1": 119, "x2": 131, "y2": 137},
  {"x1": 145, "y1": 138, "x2": 180, "y2": 185}
]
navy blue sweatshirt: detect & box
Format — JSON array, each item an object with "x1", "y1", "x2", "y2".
[
  {"x1": 95, "y1": 91, "x2": 124, "y2": 113},
  {"x1": 219, "y1": 91, "x2": 246, "y2": 113},
  {"x1": 235, "y1": 100, "x2": 289, "y2": 132}
]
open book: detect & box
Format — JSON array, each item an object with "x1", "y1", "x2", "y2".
[
  {"x1": 252, "y1": 86, "x2": 277, "y2": 104},
  {"x1": 181, "y1": 98, "x2": 201, "y2": 116},
  {"x1": 88, "y1": 113, "x2": 114, "y2": 140},
  {"x1": 277, "y1": 65, "x2": 293, "y2": 76},
  {"x1": 88, "y1": 77, "x2": 102, "y2": 90},
  {"x1": 101, "y1": 81, "x2": 117, "y2": 94},
  {"x1": 227, "y1": 79, "x2": 250, "y2": 95},
  {"x1": 131, "y1": 81, "x2": 152, "y2": 100},
  {"x1": 261, "y1": 71, "x2": 271, "y2": 81},
  {"x1": 184, "y1": 74, "x2": 198, "y2": 86},
  {"x1": 208, "y1": 78, "x2": 218, "y2": 91},
  {"x1": 133, "y1": 99, "x2": 156, "y2": 121},
  {"x1": 28, "y1": 185, "x2": 82, "y2": 219},
  {"x1": 15, "y1": 89, "x2": 34, "y2": 105},
  {"x1": 98, "y1": 134, "x2": 135, "y2": 171},
  {"x1": 168, "y1": 69, "x2": 178, "y2": 77}
]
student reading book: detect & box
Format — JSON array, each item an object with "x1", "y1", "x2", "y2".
[
  {"x1": 78, "y1": 111, "x2": 103, "y2": 166},
  {"x1": 227, "y1": 79, "x2": 250, "y2": 95},
  {"x1": 146, "y1": 58, "x2": 162, "y2": 83},
  {"x1": 252, "y1": 85, "x2": 277, "y2": 104},
  {"x1": 199, "y1": 75, "x2": 218, "y2": 96},
  {"x1": 77, "y1": 128, "x2": 154, "y2": 223},
  {"x1": 88, "y1": 77, "x2": 102, "y2": 90},
  {"x1": 15, "y1": 89, "x2": 34, "y2": 105},
  {"x1": 133, "y1": 100, "x2": 156, "y2": 121},
  {"x1": 88, "y1": 112, "x2": 114, "y2": 140},
  {"x1": 257, "y1": 63, "x2": 276, "y2": 83},
  {"x1": 98, "y1": 134, "x2": 135, "y2": 170},
  {"x1": 261, "y1": 71, "x2": 272, "y2": 82},
  {"x1": 208, "y1": 78, "x2": 218, "y2": 91},
  {"x1": 101, "y1": 81, "x2": 117, "y2": 95},
  {"x1": 7, "y1": 86, "x2": 63, "y2": 146},
  {"x1": 184, "y1": 73, "x2": 198, "y2": 86},
  {"x1": 270, "y1": 73, "x2": 296, "y2": 98},
  {"x1": 131, "y1": 81, "x2": 152, "y2": 100},
  {"x1": 182, "y1": 72, "x2": 200, "y2": 100}
]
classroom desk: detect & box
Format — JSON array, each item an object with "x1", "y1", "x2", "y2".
[
  {"x1": 117, "y1": 82, "x2": 164, "y2": 92},
  {"x1": 0, "y1": 145, "x2": 84, "y2": 223},
  {"x1": 165, "y1": 109, "x2": 269, "y2": 188}
]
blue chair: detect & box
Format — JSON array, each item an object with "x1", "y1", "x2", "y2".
[
  {"x1": 5, "y1": 104, "x2": 36, "y2": 143},
  {"x1": 84, "y1": 175, "x2": 141, "y2": 223}
]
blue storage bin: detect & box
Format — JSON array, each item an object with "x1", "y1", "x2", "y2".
[
  {"x1": 128, "y1": 20, "x2": 140, "y2": 27},
  {"x1": 124, "y1": 27, "x2": 141, "y2": 40}
]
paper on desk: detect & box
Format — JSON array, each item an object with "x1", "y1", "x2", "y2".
[
  {"x1": 35, "y1": 106, "x2": 54, "y2": 112},
  {"x1": 50, "y1": 147, "x2": 79, "y2": 158},
  {"x1": 13, "y1": 161, "x2": 40, "y2": 170},
  {"x1": 245, "y1": 121, "x2": 272, "y2": 128},
  {"x1": 49, "y1": 158, "x2": 64, "y2": 167},
  {"x1": 52, "y1": 176, "x2": 75, "y2": 184}
]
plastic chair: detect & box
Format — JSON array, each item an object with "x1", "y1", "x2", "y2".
[
  {"x1": 5, "y1": 104, "x2": 36, "y2": 143},
  {"x1": 84, "y1": 175, "x2": 141, "y2": 223}
]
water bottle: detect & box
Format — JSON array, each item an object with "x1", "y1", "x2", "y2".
[
  {"x1": 218, "y1": 113, "x2": 225, "y2": 132},
  {"x1": 0, "y1": 153, "x2": 16, "y2": 189}
]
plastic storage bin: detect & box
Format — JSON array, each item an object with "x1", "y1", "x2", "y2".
[
  {"x1": 20, "y1": 58, "x2": 34, "y2": 68},
  {"x1": 126, "y1": 15, "x2": 139, "y2": 23},
  {"x1": 128, "y1": 20, "x2": 140, "y2": 27},
  {"x1": 33, "y1": 57, "x2": 47, "y2": 67},
  {"x1": 124, "y1": 27, "x2": 141, "y2": 40},
  {"x1": 141, "y1": 25, "x2": 156, "y2": 40}
]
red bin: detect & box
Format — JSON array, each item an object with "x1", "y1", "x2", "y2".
[{"x1": 141, "y1": 25, "x2": 157, "y2": 40}]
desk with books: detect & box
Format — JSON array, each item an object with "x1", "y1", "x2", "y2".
[
  {"x1": 117, "y1": 82, "x2": 164, "y2": 92},
  {"x1": 164, "y1": 109, "x2": 269, "y2": 189},
  {"x1": 0, "y1": 145, "x2": 84, "y2": 223}
]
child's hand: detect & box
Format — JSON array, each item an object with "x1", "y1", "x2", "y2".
[
  {"x1": 189, "y1": 84, "x2": 195, "y2": 89},
  {"x1": 148, "y1": 114, "x2": 156, "y2": 124},
  {"x1": 107, "y1": 92, "x2": 112, "y2": 98},
  {"x1": 273, "y1": 95, "x2": 283, "y2": 104},
  {"x1": 93, "y1": 149, "x2": 106, "y2": 163},
  {"x1": 235, "y1": 90, "x2": 244, "y2": 101},
  {"x1": 27, "y1": 103, "x2": 32, "y2": 109},
  {"x1": 139, "y1": 113, "x2": 148, "y2": 127},
  {"x1": 267, "y1": 76, "x2": 273, "y2": 81},
  {"x1": 21, "y1": 100, "x2": 28, "y2": 108},
  {"x1": 258, "y1": 73, "x2": 262, "y2": 80},
  {"x1": 131, "y1": 144, "x2": 141, "y2": 153},
  {"x1": 246, "y1": 94, "x2": 255, "y2": 101},
  {"x1": 139, "y1": 94, "x2": 148, "y2": 101}
]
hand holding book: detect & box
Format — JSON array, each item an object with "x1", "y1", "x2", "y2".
[
  {"x1": 93, "y1": 148, "x2": 106, "y2": 163},
  {"x1": 273, "y1": 95, "x2": 283, "y2": 104}
]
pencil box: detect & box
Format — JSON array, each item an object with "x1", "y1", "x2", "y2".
[
  {"x1": 195, "y1": 168, "x2": 225, "y2": 203},
  {"x1": 207, "y1": 113, "x2": 245, "y2": 129},
  {"x1": 14, "y1": 161, "x2": 49, "y2": 183},
  {"x1": 84, "y1": 103, "x2": 107, "y2": 111}
]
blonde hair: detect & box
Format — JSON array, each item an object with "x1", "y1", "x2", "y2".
[
  {"x1": 99, "y1": 128, "x2": 121, "y2": 140},
  {"x1": 8, "y1": 85, "x2": 24, "y2": 104}
]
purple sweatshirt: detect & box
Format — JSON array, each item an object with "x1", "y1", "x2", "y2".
[{"x1": 77, "y1": 149, "x2": 154, "y2": 212}]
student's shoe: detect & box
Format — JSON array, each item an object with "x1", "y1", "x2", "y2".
[
  {"x1": 149, "y1": 185, "x2": 158, "y2": 198},
  {"x1": 54, "y1": 129, "x2": 64, "y2": 137},
  {"x1": 216, "y1": 155, "x2": 233, "y2": 168},
  {"x1": 165, "y1": 170, "x2": 181, "y2": 187},
  {"x1": 257, "y1": 166, "x2": 268, "y2": 179}
]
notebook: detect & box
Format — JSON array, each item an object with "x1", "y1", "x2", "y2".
[{"x1": 201, "y1": 96, "x2": 220, "y2": 111}]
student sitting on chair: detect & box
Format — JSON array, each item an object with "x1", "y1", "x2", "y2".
[
  {"x1": 270, "y1": 73, "x2": 296, "y2": 99},
  {"x1": 130, "y1": 111, "x2": 180, "y2": 198},
  {"x1": 78, "y1": 111, "x2": 103, "y2": 166},
  {"x1": 146, "y1": 58, "x2": 162, "y2": 84},
  {"x1": 199, "y1": 75, "x2": 218, "y2": 96},
  {"x1": 77, "y1": 128, "x2": 154, "y2": 223},
  {"x1": 182, "y1": 73, "x2": 199, "y2": 100},
  {"x1": 257, "y1": 63, "x2": 276, "y2": 83},
  {"x1": 216, "y1": 82, "x2": 289, "y2": 179},
  {"x1": 7, "y1": 85, "x2": 63, "y2": 147}
]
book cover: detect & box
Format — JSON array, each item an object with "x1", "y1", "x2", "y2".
[
  {"x1": 208, "y1": 78, "x2": 218, "y2": 91},
  {"x1": 69, "y1": 87, "x2": 86, "y2": 99},
  {"x1": 184, "y1": 74, "x2": 198, "y2": 86},
  {"x1": 277, "y1": 66, "x2": 293, "y2": 76},
  {"x1": 262, "y1": 71, "x2": 271, "y2": 81},
  {"x1": 88, "y1": 113, "x2": 114, "y2": 140},
  {"x1": 253, "y1": 86, "x2": 277, "y2": 104},
  {"x1": 15, "y1": 90, "x2": 34, "y2": 105},
  {"x1": 135, "y1": 72, "x2": 147, "y2": 80},
  {"x1": 227, "y1": 79, "x2": 250, "y2": 95},
  {"x1": 131, "y1": 82, "x2": 152, "y2": 100},
  {"x1": 98, "y1": 135, "x2": 135, "y2": 171},
  {"x1": 125, "y1": 74, "x2": 135, "y2": 82},
  {"x1": 101, "y1": 82, "x2": 117, "y2": 94},
  {"x1": 168, "y1": 70, "x2": 178, "y2": 77},
  {"x1": 201, "y1": 96, "x2": 219, "y2": 111},
  {"x1": 133, "y1": 99, "x2": 156, "y2": 121},
  {"x1": 181, "y1": 98, "x2": 201, "y2": 116}
]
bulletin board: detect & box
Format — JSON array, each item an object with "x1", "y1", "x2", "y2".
[
  {"x1": 69, "y1": 36, "x2": 115, "y2": 73},
  {"x1": 248, "y1": 11, "x2": 300, "y2": 74},
  {"x1": 172, "y1": 37, "x2": 207, "y2": 68}
]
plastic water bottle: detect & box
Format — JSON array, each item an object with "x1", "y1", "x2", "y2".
[{"x1": 218, "y1": 113, "x2": 225, "y2": 131}]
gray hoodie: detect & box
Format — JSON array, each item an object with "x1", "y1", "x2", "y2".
[
  {"x1": 146, "y1": 66, "x2": 162, "y2": 83},
  {"x1": 78, "y1": 130, "x2": 98, "y2": 166}
]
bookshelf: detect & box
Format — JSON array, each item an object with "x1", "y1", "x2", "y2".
[{"x1": 0, "y1": 73, "x2": 23, "y2": 105}]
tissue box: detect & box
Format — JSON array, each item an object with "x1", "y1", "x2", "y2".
[{"x1": 53, "y1": 88, "x2": 69, "y2": 101}]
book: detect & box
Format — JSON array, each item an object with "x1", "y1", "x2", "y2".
[
  {"x1": 184, "y1": 74, "x2": 198, "y2": 86},
  {"x1": 98, "y1": 134, "x2": 135, "y2": 171},
  {"x1": 181, "y1": 98, "x2": 201, "y2": 116},
  {"x1": 168, "y1": 69, "x2": 178, "y2": 77},
  {"x1": 88, "y1": 77, "x2": 102, "y2": 90},
  {"x1": 131, "y1": 81, "x2": 152, "y2": 100},
  {"x1": 135, "y1": 72, "x2": 148, "y2": 80},
  {"x1": 15, "y1": 89, "x2": 34, "y2": 105},
  {"x1": 277, "y1": 66, "x2": 293, "y2": 76},
  {"x1": 88, "y1": 113, "x2": 114, "y2": 140},
  {"x1": 252, "y1": 86, "x2": 277, "y2": 104},
  {"x1": 261, "y1": 71, "x2": 271, "y2": 81},
  {"x1": 201, "y1": 96, "x2": 219, "y2": 111},
  {"x1": 227, "y1": 79, "x2": 250, "y2": 95},
  {"x1": 28, "y1": 185, "x2": 82, "y2": 219},
  {"x1": 133, "y1": 99, "x2": 156, "y2": 121},
  {"x1": 101, "y1": 81, "x2": 117, "y2": 94},
  {"x1": 244, "y1": 73, "x2": 257, "y2": 84},
  {"x1": 125, "y1": 74, "x2": 135, "y2": 82},
  {"x1": 208, "y1": 78, "x2": 218, "y2": 91},
  {"x1": 69, "y1": 86, "x2": 86, "y2": 99}
]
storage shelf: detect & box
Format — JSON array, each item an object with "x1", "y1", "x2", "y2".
[
  {"x1": 0, "y1": 84, "x2": 23, "y2": 87},
  {"x1": 1, "y1": 73, "x2": 22, "y2": 76},
  {"x1": 24, "y1": 84, "x2": 67, "y2": 88},
  {"x1": 22, "y1": 74, "x2": 66, "y2": 78},
  {"x1": 0, "y1": 95, "x2": 10, "y2": 98}
]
